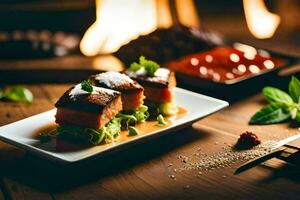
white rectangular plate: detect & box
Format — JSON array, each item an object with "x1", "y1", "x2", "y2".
[{"x1": 0, "y1": 88, "x2": 228, "y2": 163}]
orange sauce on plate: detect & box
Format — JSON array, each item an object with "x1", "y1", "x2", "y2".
[{"x1": 33, "y1": 107, "x2": 187, "y2": 152}]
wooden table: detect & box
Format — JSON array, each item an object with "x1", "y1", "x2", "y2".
[
  {"x1": 1, "y1": 28, "x2": 300, "y2": 199},
  {"x1": 0, "y1": 83, "x2": 300, "y2": 200}
]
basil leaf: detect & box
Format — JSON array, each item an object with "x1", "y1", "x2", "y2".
[
  {"x1": 250, "y1": 103, "x2": 291, "y2": 125},
  {"x1": 3, "y1": 86, "x2": 33, "y2": 103},
  {"x1": 295, "y1": 110, "x2": 300, "y2": 122},
  {"x1": 263, "y1": 86, "x2": 293, "y2": 106},
  {"x1": 288, "y1": 76, "x2": 300, "y2": 103}
]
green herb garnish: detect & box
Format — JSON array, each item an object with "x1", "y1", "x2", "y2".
[
  {"x1": 250, "y1": 103, "x2": 291, "y2": 124},
  {"x1": 117, "y1": 105, "x2": 149, "y2": 129},
  {"x1": 55, "y1": 117, "x2": 121, "y2": 145},
  {"x1": 158, "y1": 102, "x2": 178, "y2": 116},
  {"x1": 157, "y1": 114, "x2": 167, "y2": 126},
  {"x1": 250, "y1": 76, "x2": 300, "y2": 125},
  {"x1": 289, "y1": 76, "x2": 300, "y2": 103},
  {"x1": 81, "y1": 80, "x2": 93, "y2": 93},
  {"x1": 0, "y1": 86, "x2": 33, "y2": 103},
  {"x1": 133, "y1": 105, "x2": 149, "y2": 122},
  {"x1": 128, "y1": 126, "x2": 139, "y2": 136},
  {"x1": 117, "y1": 113, "x2": 137, "y2": 129},
  {"x1": 129, "y1": 56, "x2": 160, "y2": 76},
  {"x1": 50, "y1": 105, "x2": 149, "y2": 145},
  {"x1": 144, "y1": 100, "x2": 177, "y2": 117},
  {"x1": 39, "y1": 133, "x2": 52, "y2": 143}
]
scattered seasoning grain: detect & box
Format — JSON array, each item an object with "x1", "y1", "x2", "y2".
[
  {"x1": 168, "y1": 174, "x2": 176, "y2": 179},
  {"x1": 179, "y1": 140, "x2": 277, "y2": 172},
  {"x1": 168, "y1": 163, "x2": 173, "y2": 167},
  {"x1": 178, "y1": 155, "x2": 189, "y2": 163},
  {"x1": 184, "y1": 185, "x2": 190, "y2": 189}
]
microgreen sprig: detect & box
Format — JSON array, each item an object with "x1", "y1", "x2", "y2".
[
  {"x1": 81, "y1": 80, "x2": 93, "y2": 93},
  {"x1": 157, "y1": 114, "x2": 168, "y2": 126},
  {"x1": 129, "y1": 56, "x2": 160, "y2": 76}
]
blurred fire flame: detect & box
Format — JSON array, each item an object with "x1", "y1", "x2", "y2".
[
  {"x1": 80, "y1": 0, "x2": 281, "y2": 56},
  {"x1": 80, "y1": 0, "x2": 199, "y2": 56},
  {"x1": 243, "y1": 0, "x2": 281, "y2": 39},
  {"x1": 80, "y1": 0, "x2": 157, "y2": 56}
]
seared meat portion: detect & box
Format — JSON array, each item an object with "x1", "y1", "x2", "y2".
[
  {"x1": 143, "y1": 87, "x2": 173, "y2": 103},
  {"x1": 90, "y1": 71, "x2": 144, "y2": 110},
  {"x1": 55, "y1": 84, "x2": 122, "y2": 129},
  {"x1": 125, "y1": 68, "x2": 176, "y2": 103}
]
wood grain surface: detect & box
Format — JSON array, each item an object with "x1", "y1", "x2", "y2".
[{"x1": 0, "y1": 84, "x2": 299, "y2": 200}]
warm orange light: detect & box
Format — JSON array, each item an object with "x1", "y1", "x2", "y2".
[
  {"x1": 175, "y1": 0, "x2": 200, "y2": 28},
  {"x1": 80, "y1": 0, "x2": 157, "y2": 56},
  {"x1": 243, "y1": 0, "x2": 281, "y2": 39},
  {"x1": 80, "y1": 0, "x2": 200, "y2": 56},
  {"x1": 156, "y1": 0, "x2": 172, "y2": 28}
]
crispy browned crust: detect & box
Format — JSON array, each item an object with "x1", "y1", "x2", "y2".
[
  {"x1": 90, "y1": 72, "x2": 143, "y2": 92},
  {"x1": 55, "y1": 85, "x2": 122, "y2": 114},
  {"x1": 125, "y1": 68, "x2": 176, "y2": 88},
  {"x1": 90, "y1": 72, "x2": 144, "y2": 110}
]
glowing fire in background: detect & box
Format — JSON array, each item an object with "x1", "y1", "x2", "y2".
[
  {"x1": 80, "y1": 0, "x2": 199, "y2": 56},
  {"x1": 243, "y1": 0, "x2": 281, "y2": 39},
  {"x1": 80, "y1": 0, "x2": 157, "y2": 56},
  {"x1": 80, "y1": 0, "x2": 281, "y2": 56}
]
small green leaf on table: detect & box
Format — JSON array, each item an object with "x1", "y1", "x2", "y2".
[
  {"x1": 1, "y1": 86, "x2": 33, "y2": 103},
  {"x1": 289, "y1": 76, "x2": 300, "y2": 103},
  {"x1": 263, "y1": 86, "x2": 293, "y2": 106},
  {"x1": 250, "y1": 103, "x2": 291, "y2": 125}
]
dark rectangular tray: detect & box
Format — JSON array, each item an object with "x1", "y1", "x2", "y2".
[{"x1": 174, "y1": 46, "x2": 300, "y2": 102}]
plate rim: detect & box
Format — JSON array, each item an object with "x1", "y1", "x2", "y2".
[{"x1": 0, "y1": 87, "x2": 229, "y2": 163}]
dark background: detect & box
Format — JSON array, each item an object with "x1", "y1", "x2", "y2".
[
  {"x1": 0, "y1": 0, "x2": 299, "y2": 72},
  {"x1": 0, "y1": 0, "x2": 296, "y2": 37}
]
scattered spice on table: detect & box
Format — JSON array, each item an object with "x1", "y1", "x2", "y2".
[
  {"x1": 172, "y1": 140, "x2": 277, "y2": 174},
  {"x1": 183, "y1": 185, "x2": 190, "y2": 189},
  {"x1": 168, "y1": 174, "x2": 176, "y2": 179},
  {"x1": 168, "y1": 163, "x2": 173, "y2": 167}
]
